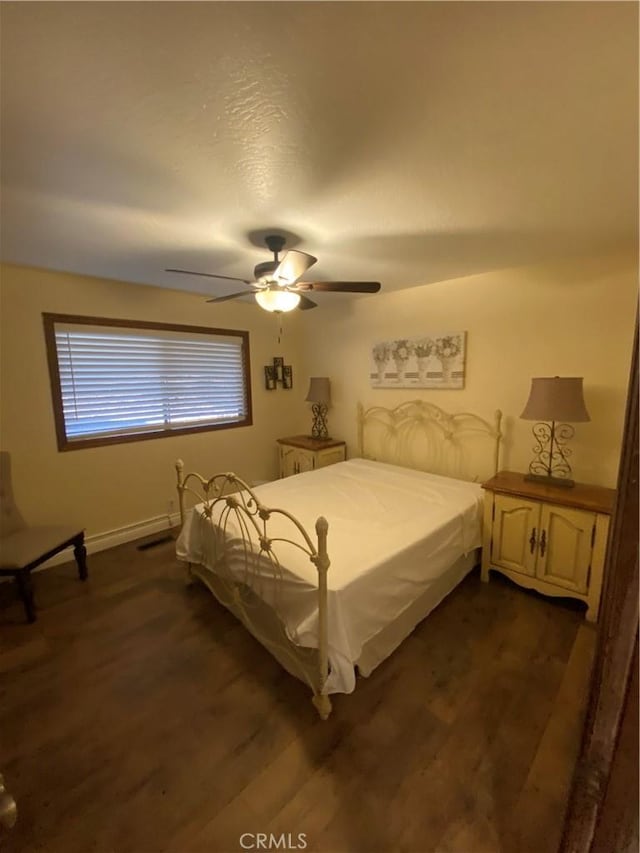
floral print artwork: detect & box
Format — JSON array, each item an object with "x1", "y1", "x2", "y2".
[{"x1": 370, "y1": 333, "x2": 466, "y2": 388}]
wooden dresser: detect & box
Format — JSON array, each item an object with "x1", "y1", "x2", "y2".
[
  {"x1": 277, "y1": 436, "x2": 346, "y2": 478},
  {"x1": 481, "y1": 471, "x2": 616, "y2": 622}
]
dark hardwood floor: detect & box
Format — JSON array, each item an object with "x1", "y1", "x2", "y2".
[{"x1": 0, "y1": 536, "x2": 595, "y2": 853}]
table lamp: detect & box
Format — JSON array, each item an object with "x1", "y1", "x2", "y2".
[
  {"x1": 520, "y1": 376, "x2": 590, "y2": 487},
  {"x1": 306, "y1": 377, "x2": 331, "y2": 440}
]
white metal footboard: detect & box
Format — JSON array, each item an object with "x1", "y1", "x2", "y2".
[{"x1": 175, "y1": 460, "x2": 332, "y2": 720}]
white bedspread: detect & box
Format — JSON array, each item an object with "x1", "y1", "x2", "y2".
[{"x1": 176, "y1": 458, "x2": 483, "y2": 693}]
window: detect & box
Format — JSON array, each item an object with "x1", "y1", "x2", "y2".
[{"x1": 43, "y1": 314, "x2": 252, "y2": 450}]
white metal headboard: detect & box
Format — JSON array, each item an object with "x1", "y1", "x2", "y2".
[{"x1": 357, "y1": 400, "x2": 503, "y2": 483}]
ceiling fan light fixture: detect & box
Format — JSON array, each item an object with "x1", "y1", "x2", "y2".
[
  {"x1": 167, "y1": 234, "x2": 381, "y2": 311},
  {"x1": 255, "y1": 288, "x2": 301, "y2": 313}
]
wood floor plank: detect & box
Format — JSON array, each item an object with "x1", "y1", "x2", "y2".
[
  {"x1": 0, "y1": 544, "x2": 594, "y2": 853},
  {"x1": 507, "y1": 622, "x2": 597, "y2": 853},
  {"x1": 392, "y1": 585, "x2": 570, "y2": 852}
]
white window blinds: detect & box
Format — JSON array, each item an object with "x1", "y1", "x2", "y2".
[{"x1": 48, "y1": 319, "x2": 251, "y2": 445}]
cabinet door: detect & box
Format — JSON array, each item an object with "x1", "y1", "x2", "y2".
[
  {"x1": 492, "y1": 494, "x2": 540, "y2": 576},
  {"x1": 279, "y1": 446, "x2": 298, "y2": 478},
  {"x1": 296, "y1": 449, "x2": 315, "y2": 473},
  {"x1": 536, "y1": 504, "x2": 594, "y2": 594}
]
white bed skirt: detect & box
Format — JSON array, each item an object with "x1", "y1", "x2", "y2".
[
  {"x1": 188, "y1": 548, "x2": 479, "y2": 694},
  {"x1": 355, "y1": 549, "x2": 479, "y2": 677}
]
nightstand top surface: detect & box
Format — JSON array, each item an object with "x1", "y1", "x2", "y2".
[
  {"x1": 277, "y1": 435, "x2": 346, "y2": 451},
  {"x1": 482, "y1": 470, "x2": 616, "y2": 515}
]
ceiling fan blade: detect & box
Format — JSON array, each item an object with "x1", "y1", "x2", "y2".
[
  {"x1": 297, "y1": 295, "x2": 318, "y2": 310},
  {"x1": 206, "y1": 290, "x2": 258, "y2": 303},
  {"x1": 273, "y1": 250, "x2": 317, "y2": 285},
  {"x1": 166, "y1": 268, "x2": 253, "y2": 285},
  {"x1": 296, "y1": 281, "x2": 381, "y2": 293}
]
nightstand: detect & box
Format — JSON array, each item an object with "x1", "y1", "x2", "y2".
[
  {"x1": 277, "y1": 436, "x2": 346, "y2": 478},
  {"x1": 481, "y1": 471, "x2": 616, "y2": 622}
]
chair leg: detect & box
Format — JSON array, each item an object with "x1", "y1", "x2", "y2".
[
  {"x1": 15, "y1": 571, "x2": 36, "y2": 623},
  {"x1": 73, "y1": 533, "x2": 88, "y2": 581}
]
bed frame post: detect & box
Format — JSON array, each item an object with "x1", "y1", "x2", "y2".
[
  {"x1": 493, "y1": 410, "x2": 503, "y2": 475},
  {"x1": 175, "y1": 459, "x2": 194, "y2": 584},
  {"x1": 357, "y1": 402, "x2": 364, "y2": 458},
  {"x1": 175, "y1": 459, "x2": 185, "y2": 526},
  {"x1": 312, "y1": 516, "x2": 332, "y2": 720}
]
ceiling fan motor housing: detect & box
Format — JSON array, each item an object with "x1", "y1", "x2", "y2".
[{"x1": 265, "y1": 234, "x2": 286, "y2": 255}]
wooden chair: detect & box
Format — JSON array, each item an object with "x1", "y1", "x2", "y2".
[{"x1": 0, "y1": 452, "x2": 87, "y2": 622}]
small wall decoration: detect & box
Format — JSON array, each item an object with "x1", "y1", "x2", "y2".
[
  {"x1": 264, "y1": 365, "x2": 277, "y2": 390},
  {"x1": 370, "y1": 332, "x2": 467, "y2": 389},
  {"x1": 273, "y1": 356, "x2": 284, "y2": 382},
  {"x1": 264, "y1": 357, "x2": 292, "y2": 391}
]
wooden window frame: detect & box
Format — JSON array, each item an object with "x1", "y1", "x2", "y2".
[{"x1": 43, "y1": 313, "x2": 253, "y2": 452}]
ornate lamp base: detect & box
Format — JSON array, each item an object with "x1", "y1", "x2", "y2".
[
  {"x1": 525, "y1": 420, "x2": 576, "y2": 488},
  {"x1": 310, "y1": 403, "x2": 329, "y2": 440}
]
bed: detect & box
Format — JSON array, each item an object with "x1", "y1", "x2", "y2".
[{"x1": 175, "y1": 400, "x2": 502, "y2": 719}]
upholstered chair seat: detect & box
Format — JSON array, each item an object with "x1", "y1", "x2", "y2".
[
  {"x1": 0, "y1": 452, "x2": 87, "y2": 622},
  {"x1": 0, "y1": 527, "x2": 85, "y2": 570}
]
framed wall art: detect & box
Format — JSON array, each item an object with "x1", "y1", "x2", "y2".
[{"x1": 370, "y1": 332, "x2": 467, "y2": 389}]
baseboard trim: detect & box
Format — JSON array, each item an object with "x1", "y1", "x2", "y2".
[{"x1": 34, "y1": 512, "x2": 182, "y2": 571}]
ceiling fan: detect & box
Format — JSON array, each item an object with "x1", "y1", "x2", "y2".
[{"x1": 165, "y1": 235, "x2": 381, "y2": 312}]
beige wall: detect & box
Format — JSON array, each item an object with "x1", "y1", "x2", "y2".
[
  {"x1": 298, "y1": 253, "x2": 638, "y2": 489},
  {"x1": 1, "y1": 253, "x2": 636, "y2": 546},
  {"x1": 0, "y1": 264, "x2": 307, "y2": 535}
]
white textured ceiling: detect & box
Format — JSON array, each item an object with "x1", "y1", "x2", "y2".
[{"x1": 1, "y1": 2, "x2": 637, "y2": 304}]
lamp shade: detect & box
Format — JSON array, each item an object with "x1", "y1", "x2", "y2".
[
  {"x1": 305, "y1": 377, "x2": 331, "y2": 405},
  {"x1": 255, "y1": 289, "x2": 301, "y2": 313},
  {"x1": 520, "y1": 377, "x2": 590, "y2": 423}
]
